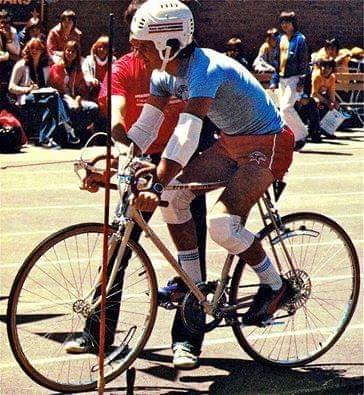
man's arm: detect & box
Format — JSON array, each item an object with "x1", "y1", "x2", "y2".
[
  {"x1": 157, "y1": 97, "x2": 213, "y2": 186},
  {"x1": 110, "y1": 95, "x2": 130, "y2": 146}
]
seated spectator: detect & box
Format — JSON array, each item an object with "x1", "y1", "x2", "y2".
[
  {"x1": 17, "y1": 16, "x2": 46, "y2": 51},
  {"x1": 47, "y1": 9, "x2": 82, "y2": 64},
  {"x1": 312, "y1": 38, "x2": 351, "y2": 73},
  {"x1": 253, "y1": 28, "x2": 279, "y2": 73},
  {"x1": 82, "y1": 35, "x2": 115, "y2": 102},
  {"x1": 8, "y1": 37, "x2": 73, "y2": 148},
  {"x1": 348, "y1": 47, "x2": 364, "y2": 72},
  {"x1": 0, "y1": 9, "x2": 20, "y2": 102},
  {"x1": 296, "y1": 57, "x2": 338, "y2": 142},
  {"x1": 8, "y1": 38, "x2": 49, "y2": 106},
  {"x1": 224, "y1": 37, "x2": 250, "y2": 69},
  {"x1": 50, "y1": 40, "x2": 98, "y2": 143}
]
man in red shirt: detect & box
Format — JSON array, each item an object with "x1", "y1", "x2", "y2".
[
  {"x1": 46, "y1": 9, "x2": 82, "y2": 64},
  {"x1": 65, "y1": 0, "x2": 215, "y2": 369}
]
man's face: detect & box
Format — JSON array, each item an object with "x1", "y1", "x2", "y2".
[
  {"x1": 61, "y1": 17, "x2": 74, "y2": 31},
  {"x1": 280, "y1": 20, "x2": 294, "y2": 34},
  {"x1": 130, "y1": 38, "x2": 161, "y2": 69},
  {"x1": 326, "y1": 46, "x2": 338, "y2": 58}
]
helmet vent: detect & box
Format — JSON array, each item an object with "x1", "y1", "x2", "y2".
[{"x1": 138, "y1": 18, "x2": 146, "y2": 29}]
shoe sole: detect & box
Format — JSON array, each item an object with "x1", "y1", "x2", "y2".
[
  {"x1": 173, "y1": 359, "x2": 198, "y2": 369},
  {"x1": 65, "y1": 346, "x2": 94, "y2": 354}
]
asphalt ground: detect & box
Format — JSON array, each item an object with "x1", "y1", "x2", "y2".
[{"x1": 0, "y1": 128, "x2": 363, "y2": 394}]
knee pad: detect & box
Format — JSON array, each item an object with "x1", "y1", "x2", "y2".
[
  {"x1": 208, "y1": 213, "x2": 255, "y2": 254},
  {"x1": 160, "y1": 180, "x2": 196, "y2": 224}
]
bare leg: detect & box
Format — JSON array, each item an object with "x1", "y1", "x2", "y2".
[{"x1": 209, "y1": 161, "x2": 274, "y2": 267}]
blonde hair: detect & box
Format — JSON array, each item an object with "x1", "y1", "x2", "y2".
[{"x1": 91, "y1": 35, "x2": 109, "y2": 56}]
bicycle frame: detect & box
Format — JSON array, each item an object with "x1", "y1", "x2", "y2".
[{"x1": 85, "y1": 189, "x2": 296, "y2": 318}]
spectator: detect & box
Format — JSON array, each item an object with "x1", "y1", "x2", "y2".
[
  {"x1": 47, "y1": 9, "x2": 82, "y2": 64},
  {"x1": 224, "y1": 37, "x2": 250, "y2": 69},
  {"x1": 253, "y1": 28, "x2": 279, "y2": 73},
  {"x1": 8, "y1": 37, "x2": 72, "y2": 148},
  {"x1": 312, "y1": 38, "x2": 351, "y2": 73},
  {"x1": 50, "y1": 40, "x2": 98, "y2": 143},
  {"x1": 0, "y1": 9, "x2": 20, "y2": 101},
  {"x1": 8, "y1": 38, "x2": 49, "y2": 105},
  {"x1": 270, "y1": 11, "x2": 309, "y2": 150},
  {"x1": 82, "y1": 35, "x2": 115, "y2": 102},
  {"x1": 296, "y1": 57, "x2": 338, "y2": 142},
  {"x1": 17, "y1": 16, "x2": 46, "y2": 51}
]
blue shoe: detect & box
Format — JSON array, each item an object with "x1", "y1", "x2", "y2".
[{"x1": 158, "y1": 277, "x2": 187, "y2": 304}]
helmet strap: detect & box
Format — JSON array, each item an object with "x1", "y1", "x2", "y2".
[{"x1": 159, "y1": 45, "x2": 172, "y2": 72}]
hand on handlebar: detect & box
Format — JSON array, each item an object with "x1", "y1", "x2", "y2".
[
  {"x1": 81, "y1": 171, "x2": 106, "y2": 193},
  {"x1": 129, "y1": 162, "x2": 161, "y2": 212}
]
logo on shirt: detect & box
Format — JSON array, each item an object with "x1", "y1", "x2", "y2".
[
  {"x1": 175, "y1": 84, "x2": 188, "y2": 100},
  {"x1": 248, "y1": 151, "x2": 267, "y2": 164}
]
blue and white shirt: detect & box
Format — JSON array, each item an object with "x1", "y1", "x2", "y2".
[{"x1": 151, "y1": 47, "x2": 284, "y2": 136}]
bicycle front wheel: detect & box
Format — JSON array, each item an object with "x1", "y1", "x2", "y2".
[
  {"x1": 230, "y1": 212, "x2": 360, "y2": 367},
  {"x1": 7, "y1": 223, "x2": 158, "y2": 393}
]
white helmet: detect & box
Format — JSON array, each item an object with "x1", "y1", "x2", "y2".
[{"x1": 130, "y1": 0, "x2": 194, "y2": 71}]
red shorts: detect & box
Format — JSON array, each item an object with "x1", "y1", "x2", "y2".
[{"x1": 218, "y1": 126, "x2": 295, "y2": 180}]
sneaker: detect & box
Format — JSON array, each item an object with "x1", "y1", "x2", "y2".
[
  {"x1": 294, "y1": 138, "x2": 306, "y2": 151},
  {"x1": 310, "y1": 134, "x2": 322, "y2": 143},
  {"x1": 242, "y1": 278, "x2": 294, "y2": 326},
  {"x1": 158, "y1": 276, "x2": 188, "y2": 304},
  {"x1": 65, "y1": 334, "x2": 97, "y2": 354},
  {"x1": 41, "y1": 138, "x2": 61, "y2": 149},
  {"x1": 172, "y1": 343, "x2": 198, "y2": 369},
  {"x1": 68, "y1": 135, "x2": 81, "y2": 145}
]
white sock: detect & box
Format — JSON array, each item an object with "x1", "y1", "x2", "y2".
[
  {"x1": 252, "y1": 255, "x2": 282, "y2": 291},
  {"x1": 178, "y1": 248, "x2": 202, "y2": 284},
  {"x1": 64, "y1": 122, "x2": 75, "y2": 137}
]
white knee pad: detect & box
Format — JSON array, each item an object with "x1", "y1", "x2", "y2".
[
  {"x1": 208, "y1": 213, "x2": 255, "y2": 254},
  {"x1": 160, "y1": 180, "x2": 196, "y2": 224}
]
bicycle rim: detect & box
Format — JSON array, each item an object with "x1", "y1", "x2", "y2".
[
  {"x1": 230, "y1": 212, "x2": 360, "y2": 367},
  {"x1": 7, "y1": 223, "x2": 158, "y2": 393}
]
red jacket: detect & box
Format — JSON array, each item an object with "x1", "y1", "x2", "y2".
[
  {"x1": 46, "y1": 23, "x2": 82, "y2": 57},
  {"x1": 50, "y1": 63, "x2": 90, "y2": 99}
]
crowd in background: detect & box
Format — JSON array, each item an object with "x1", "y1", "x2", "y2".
[{"x1": 0, "y1": 7, "x2": 363, "y2": 152}]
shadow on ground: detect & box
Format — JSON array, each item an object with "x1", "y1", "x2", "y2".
[{"x1": 98, "y1": 348, "x2": 364, "y2": 394}]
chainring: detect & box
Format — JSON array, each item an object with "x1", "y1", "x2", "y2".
[{"x1": 181, "y1": 282, "x2": 226, "y2": 334}]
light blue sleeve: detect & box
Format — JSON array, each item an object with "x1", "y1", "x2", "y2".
[
  {"x1": 150, "y1": 70, "x2": 172, "y2": 97},
  {"x1": 187, "y1": 59, "x2": 224, "y2": 99}
]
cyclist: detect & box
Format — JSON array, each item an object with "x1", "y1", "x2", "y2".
[
  {"x1": 123, "y1": 0, "x2": 295, "y2": 366},
  {"x1": 64, "y1": 0, "x2": 216, "y2": 369}
]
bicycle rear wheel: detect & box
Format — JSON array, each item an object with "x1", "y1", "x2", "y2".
[
  {"x1": 7, "y1": 223, "x2": 158, "y2": 393},
  {"x1": 230, "y1": 212, "x2": 360, "y2": 367}
]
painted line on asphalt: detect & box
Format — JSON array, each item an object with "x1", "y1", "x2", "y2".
[
  {"x1": 0, "y1": 324, "x2": 362, "y2": 369},
  {"x1": 2, "y1": 191, "x2": 363, "y2": 212},
  {"x1": 1, "y1": 211, "x2": 362, "y2": 239},
  {"x1": 2, "y1": 238, "x2": 363, "y2": 270},
  {"x1": 2, "y1": 157, "x2": 363, "y2": 175},
  {"x1": 1, "y1": 239, "x2": 364, "y2": 270}
]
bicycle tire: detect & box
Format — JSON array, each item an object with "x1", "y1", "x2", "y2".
[
  {"x1": 229, "y1": 212, "x2": 360, "y2": 367},
  {"x1": 7, "y1": 222, "x2": 158, "y2": 393}
]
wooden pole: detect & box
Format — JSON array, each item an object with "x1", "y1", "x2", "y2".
[{"x1": 97, "y1": 12, "x2": 114, "y2": 395}]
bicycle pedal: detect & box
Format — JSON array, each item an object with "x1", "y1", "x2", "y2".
[
  {"x1": 259, "y1": 317, "x2": 284, "y2": 327},
  {"x1": 158, "y1": 301, "x2": 179, "y2": 310}
]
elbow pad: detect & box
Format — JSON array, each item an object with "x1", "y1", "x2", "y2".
[
  {"x1": 162, "y1": 113, "x2": 203, "y2": 167},
  {"x1": 128, "y1": 103, "x2": 165, "y2": 153}
]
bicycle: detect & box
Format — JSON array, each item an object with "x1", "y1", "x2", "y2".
[{"x1": 7, "y1": 144, "x2": 360, "y2": 393}]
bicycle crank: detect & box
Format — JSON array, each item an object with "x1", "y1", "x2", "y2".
[{"x1": 181, "y1": 281, "x2": 226, "y2": 334}]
